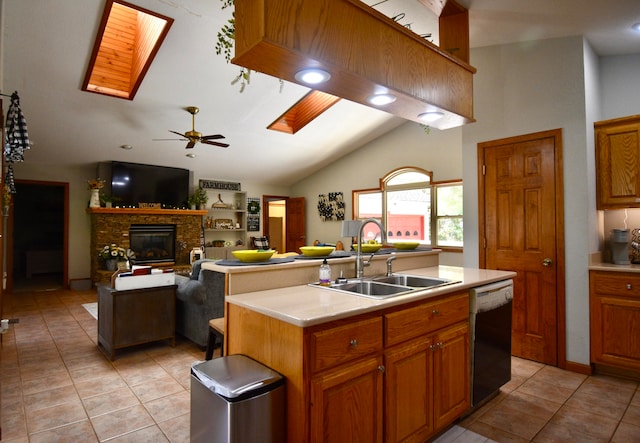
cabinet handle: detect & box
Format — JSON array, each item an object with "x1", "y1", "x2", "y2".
[
  {"x1": 627, "y1": 283, "x2": 632, "y2": 290},
  {"x1": 377, "y1": 365, "x2": 385, "y2": 373},
  {"x1": 432, "y1": 309, "x2": 440, "y2": 316},
  {"x1": 437, "y1": 342, "x2": 444, "y2": 349},
  {"x1": 349, "y1": 339, "x2": 358, "y2": 348},
  {"x1": 429, "y1": 344, "x2": 437, "y2": 351}
]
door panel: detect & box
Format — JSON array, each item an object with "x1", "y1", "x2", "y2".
[
  {"x1": 480, "y1": 130, "x2": 563, "y2": 366},
  {"x1": 286, "y1": 197, "x2": 306, "y2": 253}
]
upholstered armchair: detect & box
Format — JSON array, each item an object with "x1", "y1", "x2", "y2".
[{"x1": 174, "y1": 259, "x2": 224, "y2": 348}]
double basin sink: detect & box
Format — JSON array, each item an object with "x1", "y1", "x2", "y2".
[{"x1": 310, "y1": 274, "x2": 460, "y2": 299}]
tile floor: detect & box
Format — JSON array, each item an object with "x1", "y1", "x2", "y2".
[{"x1": 1, "y1": 288, "x2": 639, "y2": 442}]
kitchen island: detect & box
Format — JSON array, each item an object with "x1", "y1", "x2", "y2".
[{"x1": 207, "y1": 252, "x2": 515, "y2": 442}]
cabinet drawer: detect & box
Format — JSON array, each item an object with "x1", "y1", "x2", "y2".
[
  {"x1": 385, "y1": 293, "x2": 469, "y2": 347},
  {"x1": 591, "y1": 271, "x2": 640, "y2": 298},
  {"x1": 310, "y1": 317, "x2": 383, "y2": 372}
]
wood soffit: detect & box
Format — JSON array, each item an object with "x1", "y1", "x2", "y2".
[{"x1": 233, "y1": 0, "x2": 475, "y2": 130}]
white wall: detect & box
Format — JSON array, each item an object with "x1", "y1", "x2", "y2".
[
  {"x1": 291, "y1": 120, "x2": 463, "y2": 252},
  {"x1": 463, "y1": 36, "x2": 594, "y2": 365},
  {"x1": 600, "y1": 54, "x2": 640, "y2": 120}
]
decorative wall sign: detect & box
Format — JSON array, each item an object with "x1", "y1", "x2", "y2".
[
  {"x1": 247, "y1": 215, "x2": 260, "y2": 231},
  {"x1": 317, "y1": 192, "x2": 345, "y2": 221},
  {"x1": 199, "y1": 179, "x2": 241, "y2": 191},
  {"x1": 247, "y1": 197, "x2": 261, "y2": 214}
]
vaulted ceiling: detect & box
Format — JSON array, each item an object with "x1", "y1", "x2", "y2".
[{"x1": 2, "y1": 0, "x2": 639, "y2": 186}]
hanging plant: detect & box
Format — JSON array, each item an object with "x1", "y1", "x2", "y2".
[{"x1": 215, "y1": 0, "x2": 283, "y2": 93}]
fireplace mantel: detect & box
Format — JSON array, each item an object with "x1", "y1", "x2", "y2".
[{"x1": 87, "y1": 208, "x2": 207, "y2": 216}]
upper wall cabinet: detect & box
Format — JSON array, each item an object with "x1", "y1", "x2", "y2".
[{"x1": 595, "y1": 115, "x2": 640, "y2": 210}]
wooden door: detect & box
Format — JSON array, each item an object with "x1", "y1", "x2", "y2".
[
  {"x1": 479, "y1": 129, "x2": 564, "y2": 366},
  {"x1": 286, "y1": 197, "x2": 306, "y2": 253},
  {"x1": 310, "y1": 355, "x2": 383, "y2": 443}
]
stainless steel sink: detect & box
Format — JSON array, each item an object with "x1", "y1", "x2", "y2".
[
  {"x1": 309, "y1": 279, "x2": 415, "y2": 299},
  {"x1": 372, "y1": 274, "x2": 458, "y2": 288},
  {"x1": 309, "y1": 274, "x2": 459, "y2": 299}
]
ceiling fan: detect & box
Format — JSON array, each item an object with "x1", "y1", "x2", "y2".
[{"x1": 158, "y1": 106, "x2": 229, "y2": 149}]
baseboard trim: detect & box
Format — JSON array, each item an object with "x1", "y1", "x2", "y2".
[{"x1": 564, "y1": 360, "x2": 592, "y2": 375}]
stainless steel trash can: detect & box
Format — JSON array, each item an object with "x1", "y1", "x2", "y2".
[{"x1": 190, "y1": 354, "x2": 285, "y2": 443}]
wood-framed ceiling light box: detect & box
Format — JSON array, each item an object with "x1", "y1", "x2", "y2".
[
  {"x1": 82, "y1": 0, "x2": 174, "y2": 100},
  {"x1": 268, "y1": 90, "x2": 341, "y2": 134}
]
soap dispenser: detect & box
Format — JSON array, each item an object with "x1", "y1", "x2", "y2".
[{"x1": 319, "y1": 259, "x2": 332, "y2": 286}]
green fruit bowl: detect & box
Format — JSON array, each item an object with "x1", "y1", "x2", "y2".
[
  {"x1": 300, "y1": 246, "x2": 336, "y2": 257},
  {"x1": 393, "y1": 241, "x2": 420, "y2": 250},
  {"x1": 352, "y1": 243, "x2": 383, "y2": 253},
  {"x1": 231, "y1": 249, "x2": 276, "y2": 262}
]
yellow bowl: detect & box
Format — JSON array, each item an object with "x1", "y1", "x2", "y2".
[
  {"x1": 300, "y1": 246, "x2": 335, "y2": 257},
  {"x1": 393, "y1": 241, "x2": 420, "y2": 250},
  {"x1": 353, "y1": 243, "x2": 383, "y2": 253},
  {"x1": 231, "y1": 249, "x2": 276, "y2": 263}
]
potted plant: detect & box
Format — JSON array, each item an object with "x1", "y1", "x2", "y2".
[
  {"x1": 100, "y1": 193, "x2": 119, "y2": 208},
  {"x1": 188, "y1": 187, "x2": 208, "y2": 209}
]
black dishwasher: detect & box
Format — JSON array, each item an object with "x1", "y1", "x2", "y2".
[{"x1": 469, "y1": 279, "x2": 514, "y2": 407}]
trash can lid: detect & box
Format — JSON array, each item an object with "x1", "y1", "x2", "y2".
[{"x1": 192, "y1": 354, "x2": 283, "y2": 398}]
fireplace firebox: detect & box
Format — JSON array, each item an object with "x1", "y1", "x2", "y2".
[{"x1": 129, "y1": 224, "x2": 177, "y2": 265}]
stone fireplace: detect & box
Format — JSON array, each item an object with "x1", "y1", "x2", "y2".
[{"x1": 88, "y1": 208, "x2": 206, "y2": 284}]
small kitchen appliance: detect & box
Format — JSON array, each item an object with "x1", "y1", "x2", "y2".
[{"x1": 611, "y1": 229, "x2": 630, "y2": 265}]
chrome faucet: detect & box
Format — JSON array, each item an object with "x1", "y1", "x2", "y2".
[
  {"x1": 386, "y1": 254, "x2": 396, "y2": 277},
  {"x1": 355, "y1": 218, "x2": 387, "y2": 278}
]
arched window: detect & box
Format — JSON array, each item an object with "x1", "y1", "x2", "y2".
[{"x1": 352, "y1": 167, "x2": 463, "y2": 248}]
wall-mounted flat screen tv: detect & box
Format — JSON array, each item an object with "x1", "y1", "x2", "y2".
[{"x1": 97, "y1": 161, "x2": 190, "y2": 209}]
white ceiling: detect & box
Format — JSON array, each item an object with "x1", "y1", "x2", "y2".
[{"x1": 2, "y1": 0, "x2": 639, "y2": 187}]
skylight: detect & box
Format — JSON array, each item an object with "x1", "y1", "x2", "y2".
[{"x1": 82, "y1": 0, "x2": 173, "y2": 100}]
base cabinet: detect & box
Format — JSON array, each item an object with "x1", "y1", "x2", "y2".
[
  {"x1": 310, "y1": 356, "x2": 384, "y2": 443},
  {"x1": 384, "y1": 294, "x2": 470, "y2": 443},
  {"x1": 590, "y1": 271, "x2": 640, "y2": 373},
  {"x1": 226, "y1": 290, "x2": 470, "y2": 443}
]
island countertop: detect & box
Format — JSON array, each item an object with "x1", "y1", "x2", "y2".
[{"x1": 224, "y1": 265, "x2": 516, "y2": 327}]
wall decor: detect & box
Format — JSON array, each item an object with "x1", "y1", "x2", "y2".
[
  {"x1": 199, "y1": 179, "x2": 241, "y2": 191},
  {"x1": 317, "y1": 192, "x2": 345, "y2": 221},
  {"x1": 247, "y1": 215, "x2": 260, "y2": 231}
]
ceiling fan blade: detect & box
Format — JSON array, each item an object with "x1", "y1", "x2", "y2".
[
  {"x1": 201, "y1": 134, "x2": 225, "y2": 140},
  {"x1": 201, "y1": 140, "x2": 230, "y2": 148},
  {"x1": 169, "y1": 130, "x2": 188, "y2": 138},
  {"x1": 153, "y1": 138, "x2": 186, "y2": 141},
  {"x1": 186, "y1": 140, "x2": 196, "y2": 149}
]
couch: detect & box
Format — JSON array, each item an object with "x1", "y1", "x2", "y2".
[{"x1": 175, "y1": 259, "x2": 224, "y2": 348}]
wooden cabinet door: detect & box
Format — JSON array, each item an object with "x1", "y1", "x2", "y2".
[
  {"x1": 384, "y1": 338, "x2": 434, "y2": 443},
  {"x1": 310, "y1": 356, "x2": 383, "y2": 443},
  {"x1": 433, "y1": 322, "x2": 470, "y2": 430},
  {"x1": 590, "y1": 271, "x2": 640, "y2": 371},
  {"x1": 595, "y1": 115, "x2": 640, "y2": 209}
]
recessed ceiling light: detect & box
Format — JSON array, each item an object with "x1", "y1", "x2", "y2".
[
  {"x1": 294, "y1": 68, "x2": 331, "y2": 85},
  {"x1": 120, "y1": 144, "x2": 133, "y2": 150},
  {"x1": 633, "y1": 23, "x2": 640, "y2": 33},
  {"x1": 368, "y1": 93, "x2": 397, "y2": 106},
  {"x1": 186, "y1": 153, "x2": 196, "y2": 158},
  {"x1": 418, "y1": 111, "x2": 444, "y2": 123}
]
